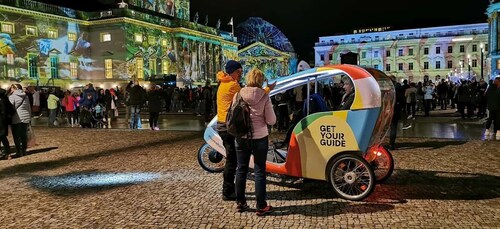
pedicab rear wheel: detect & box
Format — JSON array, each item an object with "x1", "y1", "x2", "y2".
[
  {"x1": 197, "y1": 143, "x2": 225, "y2": 173},
  {"x1": 364, "y1": 146, "x2": 394, "y2": 183},
  {"x1": 327, "y1": 153, "x2": 375, "y2": 201}
]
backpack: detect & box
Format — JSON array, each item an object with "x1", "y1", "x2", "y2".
[{"x1": 226, "y1": 92, "x2": 252, "y2": 138}]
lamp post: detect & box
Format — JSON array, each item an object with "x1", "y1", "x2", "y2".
[
  {"x1": 467, "y1": 54, "x2": 471, "y2": 80},
  {"x1": 480, "y1": 43, "x2": 484, "y2": 80}
]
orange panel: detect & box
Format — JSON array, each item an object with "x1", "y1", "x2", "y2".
[{"x1": 266, "y1": 133, "x2": 302, "y2": 177}]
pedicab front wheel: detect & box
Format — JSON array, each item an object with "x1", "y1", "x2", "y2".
[
  {"x1": 197, "y1": 143, "x2": 225, "y2": 173},
  {"x1": 327, "y1": 153, "x2": 376, "y2": 201}
]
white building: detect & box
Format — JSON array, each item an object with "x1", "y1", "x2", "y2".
[{"x1": 314, "y1": 23, "x2": 489, "y2": 82}]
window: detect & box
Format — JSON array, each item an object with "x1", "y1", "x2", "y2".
[
  {"x1": 26, "y1": 26, "x2": 37, "y2": 36},
  {"x1": 435, "y1": 61, "x2": 441, "y2": 69},
  {"x1": 398, "y1": 63, "x2": 403, "y2": 71},
  {"x1": 68, "y1": 32, "x2": 77, "y2": 41},
  {"x1": 374, "y1": 51, "x2": 379, "y2": 58},
  {"x1": 320, "y1": 54, "x2": 324, "y2": 61},
  {"x1": 409, "y1": 48, "x2": 414, "y2": 56},
  {"x1": 436, "y1": 47, "x2": 441, "y2": 54},
  {"x1": 48, "y1": 29, "x2": 58, "y2": 39},
  {"x1": 161, "y1": 39, "x2": 168, "y2": 47},
  {"x1": 460, "y1": 45, "x2": 465, "y2": 53},
  {"x1": 136, "y1": 58, "x2": 144, "y2": 79},
  {"x1": 28, "y1": 54, "x2": 38, "y2": 79},
  {"x1": 362, "y1": 52, "x2": 366, "y2": 59},
  {"x1": 447, "y1": 60, "x2": 453, "y2": 69},
  {"x1": 70, "y1": 60, "x2": 78, "y2": 78},
  {"x1": 329, "y1": 53, "x2": 333, "y2": 61},
  {"x1": 1, "y1": 22, "x2": 14, "y2": 33},
  {"x1": 424, "y1": 47, "x2": 429, "y2": 55},
  {"x1": 374, "y1": 64, "x2": 379, "y2": 69},
  {"x1": 398, "y1": 49, "x2": 403, "y2": 56},
  {"x1": 50, "y1": 56, "x2": 58, "y2": 79},
  {"x1": 6, "y1": 54, "x2": 14, "y2": 65},
  {"x1": 386, "y1": 50, "x2": 391, "y2": 57},
  {"x1": 101, "y1": 33, "x2": 111, "y2": 42},
  {"x1": 485, "y1": 44, "x2": 489, "y2": 52},
  {"x1": 424, "y1": 61, "x2": 429, "y2": 69},
  {"x1": 472, "y1": 44, "x2": 477, "y2": 52},
  {"x1": 149, "y1": 59, "x2": 156, "y2": 75},
  {"x1": 448, "y1": 46, "x2": 453, "y2": 53},
  {"x1": 497, "y1": 59, "x2": 500, "y2": 70},
  {"x1": 409, "y1": 62, "x2": 414, "y2": 70},
  {"x1": 7, "y1": 69, "x2": 14, "y2": 78},
  {"x1": 386, "y1": 63, "x2": 391, "y2": 71},
  {"x1": 148, "y1": 36, "x2": 156, "y2": 45},
  {"x1": 134, "y1": 33, "x2": 143, "y2": 43},
  {"x1": 162, "y1": 59, "x2": 169, "y2": 74},
  {"x1": 105, "y1": 59, "x2": 113, "y2": 79},
  {"x1": 472, "y1": 59, "x2": 478, "y2": 67}
]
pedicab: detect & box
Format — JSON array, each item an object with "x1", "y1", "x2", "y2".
[{"x1": 198, "y1": 64, "x2": 395, "y2": 201}]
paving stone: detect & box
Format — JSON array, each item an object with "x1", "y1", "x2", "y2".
[{"x1": 0, "y1": 127, "x2": 498, "y2": 228}]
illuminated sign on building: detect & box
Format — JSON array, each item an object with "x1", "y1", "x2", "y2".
[{"x1": 353, "y1": 27, "x2": 391, "y2": 34}]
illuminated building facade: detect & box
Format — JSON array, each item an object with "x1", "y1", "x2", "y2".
[
  {"x1": 315, "y1": 24, "x2": 489, "y2": 82},
  {"x1": 0, "y1": 0, "x2": 238, "y2": 88}
]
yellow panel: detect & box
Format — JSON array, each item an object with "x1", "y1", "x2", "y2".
[{"x1": 295, "y1": 115, "x2": 359, "y2": 180}]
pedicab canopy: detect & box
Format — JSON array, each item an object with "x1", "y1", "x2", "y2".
[{"x1": 266, "y1": 65, "x2": 395, "y2": 180}]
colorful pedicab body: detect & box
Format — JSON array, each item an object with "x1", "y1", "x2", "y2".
[{"x1": 198, "y1": 65, "x2": 395, "y2": 201}]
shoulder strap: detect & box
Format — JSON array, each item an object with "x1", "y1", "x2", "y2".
[{"x1": 15, "y1": 96, "x2": 26, "y2": 110}]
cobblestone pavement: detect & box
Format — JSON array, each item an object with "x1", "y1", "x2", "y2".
[{"x1": 0, "y1": 128, "x2": 499, "y2": 228}]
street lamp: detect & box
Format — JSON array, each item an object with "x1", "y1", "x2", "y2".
[
  {"x1": 480, "y1": 43, "x2": 484, "y2": 80},
  {"x1": 467, "y1": 54, "x2": 471, "y2": 80}
]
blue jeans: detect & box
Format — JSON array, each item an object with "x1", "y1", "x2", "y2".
[
  {"x1": 235, "y1": 136, "x2": 269, "y2": 209},
  {"x1": 130, "y1": 105, "x2": 142, "y2": 129}
]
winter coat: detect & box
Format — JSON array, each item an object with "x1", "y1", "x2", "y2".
[
  {"x1": 235, "y1": 87, "x2": 276, "y2": 139},
  {"x1": 216, "y1": 71, "x2": 242, "y2": 123},
  {"x1": 47, "y1": 94, "x2": 59, "y2": 110},
  {"x1": 485, "y1": 84, "x2": 500, "y2": 111},
  {"x1": 147, "y1": 90, "x2": 163, "y2": 113},
  {"x1": 128, "y1": 85, "x2": 146, "y2": 106},
  {"x1": 9, "y1": 90, "x2": 31, "y2": 124},
  {"x1": 64, "y1": 96, "x2": 78, "y2": 112}
]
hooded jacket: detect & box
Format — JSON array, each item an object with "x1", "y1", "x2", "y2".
[
  {"x1": 234, "y1": 87, "x2": 276, "y2": 139},
  {"x1": 216, "y1": 71, "x2": 241, "y2": 124},
  {"x1": 9, "y1": 89, "x2": 31, "y2": 124}
]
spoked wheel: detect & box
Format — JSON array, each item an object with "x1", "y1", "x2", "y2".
[
  {"x1": 328, "y1": 154, "x2": 375, "y2": 201},
  {"x1": 197, "y1": 143, "x2": 225, "y2": 173},
  {"x1": 365, "y1": 146, "x2": 394, "y2": 183}
]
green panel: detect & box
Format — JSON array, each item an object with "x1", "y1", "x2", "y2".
[{"x1": 293, "y1": 112, "x2": 333, "y2": 135}]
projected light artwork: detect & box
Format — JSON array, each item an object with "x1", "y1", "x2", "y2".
[{"x1": 235, "y1": 17, "x2": 297, "y2": 79}]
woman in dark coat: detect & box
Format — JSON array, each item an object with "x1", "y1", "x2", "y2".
[
  {"x1": 147, "y1": 85, "x2": 163, "y2": 130},
  {"x1": 0, "y1": 88, "x2": 12, "y2": 159}
]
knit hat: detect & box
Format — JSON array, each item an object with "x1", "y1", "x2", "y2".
[{"x1": 225, "y1": 60, "x2": 242, "y2": 74}]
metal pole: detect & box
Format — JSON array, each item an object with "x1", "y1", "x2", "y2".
[{"x1": 481, "y1": 49, "x2": 484, "y2": 80}]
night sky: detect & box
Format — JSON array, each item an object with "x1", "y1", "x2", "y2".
[{"x1": 42, "y1": 0, "x2": 490, "y2": 61}]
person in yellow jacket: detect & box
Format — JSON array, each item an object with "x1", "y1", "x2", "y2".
[{"x1": 216, "y1": 60, "x2": 275, "y2": 201}]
